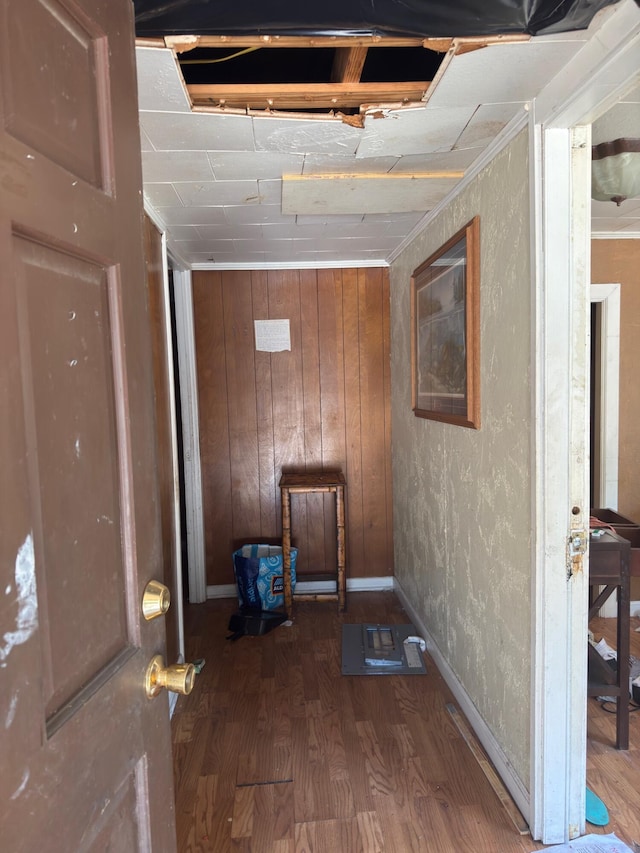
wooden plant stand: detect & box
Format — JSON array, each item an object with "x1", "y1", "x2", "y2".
[{"x1": 279, "y1": 471, "x2": 347, "y2": 615}]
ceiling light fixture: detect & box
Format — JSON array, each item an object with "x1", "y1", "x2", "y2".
[{"x1": 591, "y1": 137, "x2": 640, "y2": 206}]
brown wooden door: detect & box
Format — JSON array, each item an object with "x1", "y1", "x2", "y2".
[{"x1": 0, "y1": 0, "x2": 177, "y2": 850}]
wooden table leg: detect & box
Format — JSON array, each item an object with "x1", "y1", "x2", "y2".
[
  {"x1": 281, "y1": 487, "x2": 293, "y2": 616},
  {"x1": 336, "y1": 484, "x2": 346, "y2": 612},
  {"x1": 616, "y1": 551, "x2": 630, "y2": 749}
]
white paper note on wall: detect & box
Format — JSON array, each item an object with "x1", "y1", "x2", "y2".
[{"x1": 254, "y1": 319, "x2": 291, "y2": 352}]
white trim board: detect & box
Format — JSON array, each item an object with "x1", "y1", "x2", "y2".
[
  {"x1": 393, "y1": 577, "x2": 532, "y2": 823},
  {"x1": 590, "y1": 284, "x2": 620, "y2": 513},
  {"x1": 592, "y1": 232, "x2": 640, "y2": 240},
  {"x1": 590, "y1": 283, "x2": 621, "y2": 619},
  {"x1": 160, "y1": 229, "x2": 186, "y2": 661},
  {"x1": 173, "y1": 269, "x2": 207, "y2": 603},
  {"x1": 207, "y1": 575, "x2": 395, "y2": 600},
  {"x1": 189, "y1": 259, "x2": 389, "y2": 271}
]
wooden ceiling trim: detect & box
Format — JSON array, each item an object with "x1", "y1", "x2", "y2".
[
  {"x1": 187, "y1": 81, "x2": 430, "y2": 110},
  {"x1": 163, "y1": 34, "x2": 454, "y2": 52}
]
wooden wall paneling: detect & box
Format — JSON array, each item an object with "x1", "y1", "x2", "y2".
[
  {"x1": 193, "y1": 272, "x2": 233, "y2": 586},
  {"x1": 143, "y1": 215, "x2": 179, "y2": 661},
  {"x1": 268, "y1": 270, "x2": 309, "y2": 572},
  {"x1": 318, "y1": 269, "x2": 347, "y2": 574},
  {"x1": 358, "y1": 268, "x2": 390, "y2": 576},
  {"x1": 299, "y1": 269, "x2": 328, "y2": 575},
  {"x1": 381, "y1": 270, "x2": 394, "y2": 575},
  {"x1": 251, "y1": 270, "x2": 278, "y2": 538},
  {"x1": 341, "y1": 268, "x2": 365, "y2": 574},
  {"x1": 223, "y1": 271, "x2": 262, "y2": 551},
  {"x1": 193, "y1": 266, "x2": 392, "y2": 588}
]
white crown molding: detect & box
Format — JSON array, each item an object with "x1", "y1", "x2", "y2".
[{"x1": 189, "y1": 259, "x2": 389, "y2": 271}]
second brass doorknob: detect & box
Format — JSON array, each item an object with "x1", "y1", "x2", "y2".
[{"x1": 145, "y1": 655, "x2": 196, "y2": 698}]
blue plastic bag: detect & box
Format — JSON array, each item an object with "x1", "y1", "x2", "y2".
[{"x1": 232, "y1": 544, "x2": 297, "y2": 611}]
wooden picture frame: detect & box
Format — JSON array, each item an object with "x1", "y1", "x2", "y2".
[{"x1": 411, "y1": 217, "x2": 480, "y2": 429}]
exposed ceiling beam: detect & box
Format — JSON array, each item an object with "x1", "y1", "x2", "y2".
[
  {"x1": 331, "y1": 46, "x2": 369, "y2": 83},
  {"x1": 187, "y1": 81, "x2": 430, "y2": 110}
]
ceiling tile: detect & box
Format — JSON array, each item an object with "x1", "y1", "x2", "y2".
[
  {"x1": 142, "y1": 151, "x2": 215, "y2": 183},
  {"x1": 224, "y1": 204, "x2": 294, "y2": 225},
  {"x1": 592, "y1": 102, "x2": 640, "y2": 145},
  {"x1": 154, "y1": 206, "x2": 228, "y2": 226},
  {"x1": 295, "y1": 213, "x2": 364, "y2": 225},
  {"x1": 253, "y1": 115, "x2": 362, "y2": 155},
  {"x1": 144, "y1": 183, "x2": 184, "y2": 207},
  {"x1": 136, "y1": 48, "x2": 190, "y2": 113},
  {"x1": 618, "y1": 221, "x2": 640, "y2": 235},
  {"x1": 620, "y1": 83, "x2": 640, "y2": 103},
  {"x1": 283, "y1": 174, "x2": 458, "y2": 214},
  {"x1": 357, "y1": 106, "x2": 476, "y2": 158},
  {"x1": 196, "y1": 224, "x2": 264, "y2": 240},
  {"x1": 165, "y1": 225, "x2": 201, "y2": 241},
  {"x1": 171, "y1": 240, "x2": 224, "y2": 255},
  {"x1": 454, "y1": 103, "x2": 524, "y2": 150},
  {"x1": 207, "y1": 151, "x2": 304, "y2": 180},
  {"x1": 261, "y1": 222, "x2": 323, "y2": 239},
  {"x1": 424, "y1": 41, "x2": 583, "y2": 109},
  {"x1": 140, "y1": 111, "x2": 255, "y2": 153},
  {"x1": 302, "y1": 153, "x2": 399, "y2": 174},
  {"x1": 389, "y1": 149, "x2": 479, "y2": 172},
  {"x1": 256, "y1": 180, "x2": 282, "y2": 205},
  {"x1": 173, "y1": 180, "x2": 260, "y2": 206},
  {"x1": 140, "y1": 127, "x2": 154, "y2": 152}
]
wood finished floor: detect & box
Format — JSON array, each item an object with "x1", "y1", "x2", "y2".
[{"x1": 172, "y1": 592, "x2": 640, "y2": 852}]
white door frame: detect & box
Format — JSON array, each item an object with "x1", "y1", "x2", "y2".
[
  {"x1": 589, "y1": 283, "x2": 621, "y2": 619},
  {"x1": 173, "y1": 269, "x2": 207, "y2": 603},
  {"x1": 590, "y1": 283, "x2": 621, "y2": 512},
  {"x1": 530, "y1": 1, "x2": 640, "y2": 842},
  {"x1": 143, "y1": 208, "x2": 187, "y2": 659}
]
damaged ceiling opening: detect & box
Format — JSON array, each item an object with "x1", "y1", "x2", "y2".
[
  {"x1": 176, "y1": 39, "x2": 450, "y2": 115},
  {"x1": 134, "y1": 1, "x2": 637, "y2": 267}
]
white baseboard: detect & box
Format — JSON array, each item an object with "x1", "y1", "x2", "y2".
[
  {"x1": 393, "y1": 577, "x2": 532, "y2": 826},
  {"x1": 206, "y1": 575, "x2": 395, "y2": 600}
]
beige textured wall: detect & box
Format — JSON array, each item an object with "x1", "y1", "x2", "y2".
[{"x1": 390, "y1": 130, "x2": 532, "y2": 784}]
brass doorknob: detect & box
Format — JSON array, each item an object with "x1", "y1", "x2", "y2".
[
  {"x1": 142, "y1": 580, "x2": 171, "y2": 620},
  {"x1": 145, "y1": 655, "x2": 196, "y2": 698}
]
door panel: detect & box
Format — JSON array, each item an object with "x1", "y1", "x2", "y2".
[
  {"x1": 15, "y1": 236, "x2": 129, "y2": 722},
  {"x1": 1, "y1": 0, "x2": 106, "y2": 186},
  {"x1": 0, "y1": 0, "x2": 177, "y2": 849}
]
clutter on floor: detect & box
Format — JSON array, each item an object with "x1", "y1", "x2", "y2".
[{"x1": 341, "y1": 623, "x2": 427, "y2": 675}]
